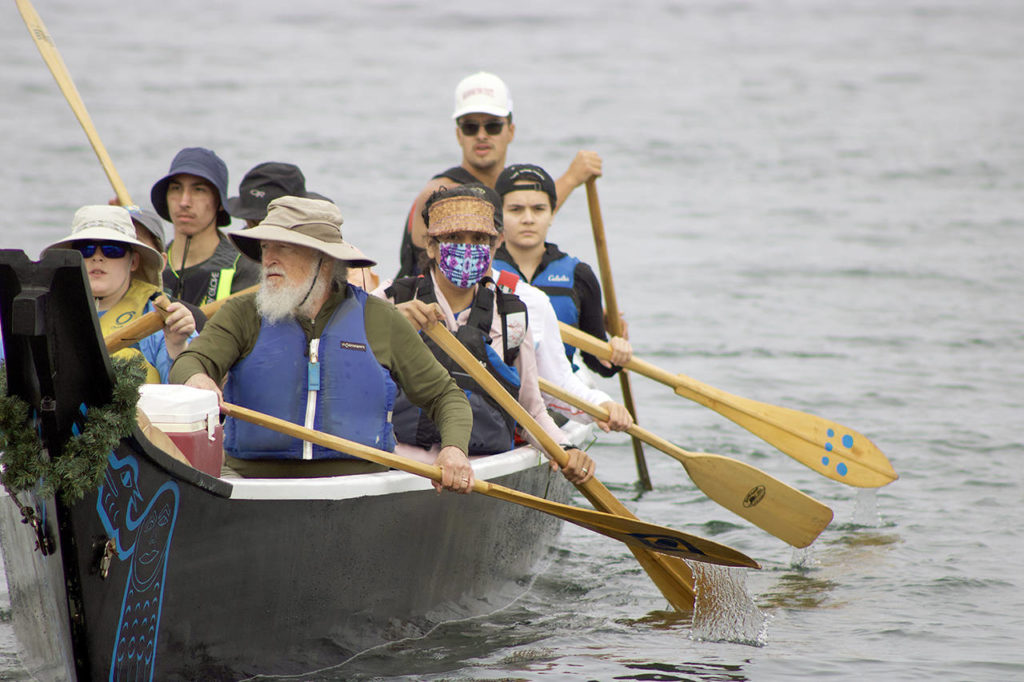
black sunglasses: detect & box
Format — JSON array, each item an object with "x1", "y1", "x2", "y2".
[
  {"x1": 74, "y1": 242, "x2": 130, "y2": 259},
  {"x1": 458, "y1": 120, "x2": 506, "y2": 136}
]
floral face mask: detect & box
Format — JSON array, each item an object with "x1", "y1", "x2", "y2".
[{"x1": 437, "y1": 241, "x2": 492, "y2": 289}]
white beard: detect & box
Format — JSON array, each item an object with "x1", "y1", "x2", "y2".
[{"x1": 256, "y1": 262, "x2": 330, "y2": 323}]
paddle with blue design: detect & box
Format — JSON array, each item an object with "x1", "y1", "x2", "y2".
[{"x1": 559, "y1": 323, "x2": 898, "y2": 488}]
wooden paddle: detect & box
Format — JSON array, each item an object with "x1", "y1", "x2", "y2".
[
  {"x1": 538, "y1": 378, "x2": 833, "y2": 548},
  {"x1": 221, "y1": 402, "x2": 758, "y2": 569},
  {"x1": 15, "y1": 0, "x2": 134, "y2": 206},
  {"x1": 585, "y1": 179, "x2": 651, "y2": 491},
  {"x1": 104, "y1": 285, "x2": 259, "y2": 353},
  {"x1": 559, "y1": 323, "x2": 898, "y2": 488},
  {"x1": 424, "y1": 324, "x2": 762, "y2": 610}
]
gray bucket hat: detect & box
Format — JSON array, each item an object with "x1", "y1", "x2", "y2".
[
  {"x1": 127, "y1": 207, "x2": 168, "y2": 253},
  {"x1": 150, "y1": 147, "x2": 232, "y2": 227},
  {"x1": 44, "y1": 205, "x2": 164, "y2": 288},
  {"x1": 229, "y1": 196, "x2": 375, "y2": 268}
]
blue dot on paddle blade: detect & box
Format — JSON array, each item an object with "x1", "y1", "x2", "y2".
[
  {"x1": 827, "y1": 428, "x2": 835, "y2": 437},
  {"x1": 825, "y1": 442, "x2": 833, "y2": 451},
  {"x1": 821, "y1": 456, "x2": 830, "y2": 466},
  {"x1": 842, "y1": 434, "x2": 854, "y2": 448},
  {"x1": 837, "y1": 462, "x2": 848, "y2": 476}
]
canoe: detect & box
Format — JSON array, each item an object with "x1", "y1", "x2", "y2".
[{"x1": 0, "y1": 249, "x2": 586, "y2": 680}]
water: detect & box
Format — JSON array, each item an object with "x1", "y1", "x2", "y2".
[{"x1": 2, "y1": 0, "x2": 1023, "y2": 679}]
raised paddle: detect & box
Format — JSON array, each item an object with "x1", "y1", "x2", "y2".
[
  {"x1": 15, "y1": 0, "x2": 134, "y2": 206},
  {"x1": 538, "y1": 377, "x2": 834, "y2": 548},
  {"x1": 221, "y1": 403, "x2": 758, "y2": 569},
  {"x1": 423, "y1": 324, "x2": 762, "y2": 610},
  {"x1": 104, "y1": 285, "x2": 259, "y2": 354},
  {"x1": 559, "y1": 322, "x2": 898, "y2": 488},
  {"x1": 584, "y1": 178, "x2": 651, "y2": 491}
]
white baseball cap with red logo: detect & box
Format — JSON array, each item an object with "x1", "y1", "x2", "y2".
[{"x1": 452, "y1": 71, "x2": 513, "y2": 119}]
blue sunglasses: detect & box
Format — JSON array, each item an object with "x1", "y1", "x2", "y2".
[{"x1": 74, "y1": 242, "x2": 130, "y2": 259}]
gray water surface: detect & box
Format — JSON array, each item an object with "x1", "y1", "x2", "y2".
[{"x1": 1, "y1": 1, "x2": 1022, "y2": 679}]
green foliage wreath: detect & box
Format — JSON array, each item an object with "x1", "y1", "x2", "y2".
[{"x1": 0, "y1": 355, "x2": 146, "y2": 503}]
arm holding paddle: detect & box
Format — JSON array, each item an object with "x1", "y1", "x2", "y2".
[
  {"x1": 554, "y1": 150, "x2": 602, "y2": 213},
  {"x1": 391, "y1": 298, "x2": 595, "y2": 485},
  {"x1": 157, "y1": 299, "x2": 197, "y2": 359},
  {"x1": 518, "y1": 285, "x2": 633, "y2": 432}
]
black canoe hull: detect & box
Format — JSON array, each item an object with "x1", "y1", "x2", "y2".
[{"x1": 0, "y1": 250, "x2": 575, "y2": 680}]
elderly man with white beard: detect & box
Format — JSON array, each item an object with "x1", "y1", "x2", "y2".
[{"x1": 169, "y1": 196, "x2": 474, "y2": 489}]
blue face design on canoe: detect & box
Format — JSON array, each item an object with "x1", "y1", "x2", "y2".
[{"x1": 96, "y1": 448, "x2": 180, "y2": 680}]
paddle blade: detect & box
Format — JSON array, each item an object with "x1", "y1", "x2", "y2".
[
  {"x1": 675, "y1": 378, "x2": 897, "y2": 488},
  {"x1": 484, "y1": 484, "x2": 758, "y2": 568},
  {"x1": 675, "y1": 451, "x2": 833, "y2": 548}
]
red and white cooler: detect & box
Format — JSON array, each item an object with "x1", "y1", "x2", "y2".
[{"x1": 138, "y1": 384, "x2": 224, "y2": 476}]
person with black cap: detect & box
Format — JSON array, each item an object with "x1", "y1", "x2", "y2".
[
  {"x1": 227, "y1": 161, "x2": 380, "y2": 290},
  {"x1": 169, "y1": 196, "x2": 473, "y2": 486},
  {"x1": 226, "y1": 161, "x2": 324, "y2": 228},
  {"x1": 492, "y1": 163, "x2": 632, "y2": 379},
  {"x1": 396, "y1": 71, "x2": 603, "y2": 279},
  {"x1": 151, "y1": 147, "x2": 261, "y2": 306}
]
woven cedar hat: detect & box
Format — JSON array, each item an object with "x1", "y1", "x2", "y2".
[{"x1": 425, "y1": 194, "x2": 498, "y2": 239}]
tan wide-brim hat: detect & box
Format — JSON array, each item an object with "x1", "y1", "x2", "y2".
[
  {"x1": 229, "y1": 195, "x2": 376, "y2": 268},
  {"x1": 43, "y1": 205, "x2": 164, "y2": 288}
]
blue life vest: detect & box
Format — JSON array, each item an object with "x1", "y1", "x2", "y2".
[
  {"x1": 223, "y1": 287, "x2": 397, "y2": 460},
  {"x1": 386, "y1": 275, "x2": 526, "y2": 455},
  {"x1": 493, "y1": 253, "x2": 580, "y2": 364}
]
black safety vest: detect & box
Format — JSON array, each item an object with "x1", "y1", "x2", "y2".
[{"x1": 386, "y1": 275, "x2": 528, "y2": 455}]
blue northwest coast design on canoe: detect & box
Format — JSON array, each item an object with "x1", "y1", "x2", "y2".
[{"x1": 96, "y1": 448, "x2": 180, "y2": 682}]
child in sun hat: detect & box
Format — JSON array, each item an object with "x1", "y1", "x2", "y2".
[{"x1": 43, "y1": 205, "x2": 197, "y2": 383}]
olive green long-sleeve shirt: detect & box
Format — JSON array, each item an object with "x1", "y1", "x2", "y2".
[{"x1": 169, "y1": 286, "x2": 472, "y2": 454}]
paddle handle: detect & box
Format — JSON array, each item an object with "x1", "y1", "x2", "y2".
[
  {"x1": 538, "y1": 378, "x2": 680, "y2": 459},
  {"x1": 584, "y1": 179, "x2": 623, "y2": 331},
  {"x1": 221, "y1": 402, "x2": 758, "y2": 568},
  {"x1": 585, "y1": 179, "x2": 652, "y2": 490},
  {"x1": 15, "y1": 0, "x2": 133, "y2": 205},
  {"x1": 104, "y1": 285, "x2": 258, "y2": 353}
]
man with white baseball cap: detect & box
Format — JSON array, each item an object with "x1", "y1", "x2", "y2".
[
  {"x1": 43, "y1": 205, "x2": 197, "y2": 383},
  {"x1": 170, "y1": 196, "x2": 473, "y2": 483},
  {"x1": 396, "y1": 71, "x2": 604, "y2": 278}
]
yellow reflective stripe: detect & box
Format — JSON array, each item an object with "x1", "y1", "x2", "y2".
[{"x1": 213, "y1": 255, "x2": 239, "y2": 301}]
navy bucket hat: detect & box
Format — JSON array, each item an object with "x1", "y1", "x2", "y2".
[{"x1": 150, "y1": 147, "x2": 232, "y2": 227}]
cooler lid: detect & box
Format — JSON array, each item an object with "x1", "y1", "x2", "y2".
[{"x1": 138, "y1": 384, "x2": 220, "y2": 425}]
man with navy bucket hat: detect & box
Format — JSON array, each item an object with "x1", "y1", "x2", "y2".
[{"x1": 151, "y1": 147, "x2": 261, "y2": 306}]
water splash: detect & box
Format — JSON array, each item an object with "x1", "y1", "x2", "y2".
[
  {"x1": 789, "y1": 543, "x2": 820, "y2": 572},
  {"x1": 690, "y1": 563, "x2": 770, "y2": 646},
  {"x1": 853, "y1": 488, "x2": 882, "y2": 527}
]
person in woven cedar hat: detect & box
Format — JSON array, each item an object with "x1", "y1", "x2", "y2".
[
  {"x1": 169, "y1": 196, "x2": 473, "y2": 486},
  {"x1": 380, "y1": 185, "x2": 595, "y2": 485}
]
